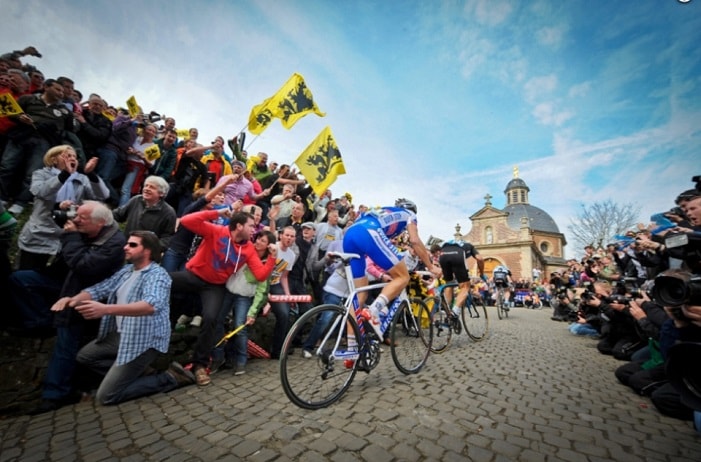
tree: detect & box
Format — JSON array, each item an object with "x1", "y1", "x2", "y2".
[{"x1": 568, "y1": 200, "x2": 640, "y2": 254}]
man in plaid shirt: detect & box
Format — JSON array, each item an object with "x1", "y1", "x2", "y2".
[{"x1": 54, "y1": 230, "x2": 195, "y2": 405}]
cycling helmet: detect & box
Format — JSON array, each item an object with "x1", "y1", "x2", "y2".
[{"x1": 395, "y1": 198, "x2": 417, "y2": 213}]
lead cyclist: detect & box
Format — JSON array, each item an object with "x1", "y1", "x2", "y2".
[{"x1": 341, "y1": 198, "x2": 442, "y2": 339}]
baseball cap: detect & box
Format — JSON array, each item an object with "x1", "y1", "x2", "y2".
[
  {"x1": 301, "y1": 222, "x2": 316, "y2": 230},
  {"x1": 232, "y1": 160, "x2": 246, "y2": 170}
]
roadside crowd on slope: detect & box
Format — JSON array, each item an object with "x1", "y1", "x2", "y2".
[{"x1": 544, "y1": 186, "x2": 701, "y2": 436}]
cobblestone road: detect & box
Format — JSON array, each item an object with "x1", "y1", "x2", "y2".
[{"x1": 1, "y1": 308, "x2": 699, "y2": 461}]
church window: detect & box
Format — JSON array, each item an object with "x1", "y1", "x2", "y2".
[{"x1": 486, "y1": 226, "x2": 493, "y2": 244}]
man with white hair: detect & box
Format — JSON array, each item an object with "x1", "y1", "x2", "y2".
[{"x1": 113, "y1": 175, "x2": 176, "y2": 249}]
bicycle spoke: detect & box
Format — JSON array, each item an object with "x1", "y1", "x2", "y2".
[
  {"x1": 391, "y1": 299, "x2": 432, "y2": 374},
  {"x1": 426, "y1": 296, "x2": 451, "y2": 354},
  {"x1": 280, "y1": 305, "x2": 359, "y2": 409}
]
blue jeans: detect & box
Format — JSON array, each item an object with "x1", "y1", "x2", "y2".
[
  {"x1": 76, "y1": 331, "x2": 177, "y2": 405},
  {"x1": 118, "y1": 168, "x2": 138, "y2": 207},
  {"x1": 569, "y1": 322, "x2": 599, "y2": 337},
  {"x1": 95, "y1": 146, "x2": 126, "y2": 203},
  {"x1": 213, "y1": 292, "x2": 253, "y2": 367},
  {"x1": 9, "y1": 270, "x2": 61, "y2": 329},
  {"x1": 161, "y1": 248, "x2": 187, "y2": 273},
  {"x1": 43, "y1": 324, "x2": 84, "y2": 401},
  {"x1": 303, "y1": 292, "x2": 343, "y2": 352},
  {"x1": 0, "y1": 136, "x2": 49, "y2": 204}
]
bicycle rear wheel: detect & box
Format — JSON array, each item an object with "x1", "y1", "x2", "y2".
[
  {"x1": 280, "y1": 304, "x2": 359, "y2": 409},
  {"x1": 390, "y1": 298, "x2": 432, "y2": 374},
  {"x1": 462, "y1": 295, "x2": 489, "y2": 341},
  {"x1": 496, "y1": 291, "x2": 504, "y2": 320},
  {"x1": 425, "y1": 296, "x2": 452, "y2": 354}
]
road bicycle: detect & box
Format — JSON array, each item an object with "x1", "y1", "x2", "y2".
[
  {"x1": 425, "y1": 280, "x2": 489, "y2": 354},
  {"x1": 279, "y1": 251, "x2": 433, "y2": 409},
  {"x1": 495, "y1": 285, "x2": 509, "y2": 319}
]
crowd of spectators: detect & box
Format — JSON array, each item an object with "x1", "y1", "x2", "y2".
[
  {"x1": 0, "y1": 46, "x2": 369, "y2": 412},
  {"x1": 544, "y1": 183, "x2": 701, "y2": 436}
]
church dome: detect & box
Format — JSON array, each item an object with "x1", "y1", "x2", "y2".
[
  {"x1": 503, "y1": 203, "x2": 561, "y2": 234},
  {"x1": 504, "y1": 178, "x2": 529, "y2": 192}
]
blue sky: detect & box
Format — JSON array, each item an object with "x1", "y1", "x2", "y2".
[{"x1": 4, "y1": 0, "x2": 700, "y2": 257}]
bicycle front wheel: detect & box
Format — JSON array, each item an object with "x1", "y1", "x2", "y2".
[
  {"x1": 425, "y1": 296, "x2": 452, "y2": 354},
  {"x1": 390, "y1": 298, "x2": 432, "y2": 374},
  {"x1": 280, "y1": 304, "x2": 359, "y2": 409},
  {"x1": 462, "y1": 296, "x2": 489, "y2": 341}
]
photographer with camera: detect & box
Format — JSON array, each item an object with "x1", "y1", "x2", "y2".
[
  {"x1": 549, "y1": 272, "x2": 577, "y2": 322},
  {"x1": 587, "y1": 280, "x2": 645, "y2": 360},
  {"x1": 649, "y1": 269, "x2": 701, "y2": 428},
  {"x1": 14, "y1": 145, "x2": 107, "y2": 271},
  {"x1": 613, "y1": 288, "x2": 671, "y2": 396}
]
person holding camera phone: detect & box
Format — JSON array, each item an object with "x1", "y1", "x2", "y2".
[{"x1": 15, "y1": 144, "x2": 107, "y2": 271}]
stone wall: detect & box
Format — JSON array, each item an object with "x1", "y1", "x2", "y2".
[{"x1": 0, "y1": 316, "x2": 277, "y2": 418}]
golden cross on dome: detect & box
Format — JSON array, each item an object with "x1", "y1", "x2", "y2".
[
  {"x1": 484, "y1": 193, "x2": 492, "y2": 206},
  {"x1": 513, "y1": 165, "x2": 519, "y2": 178}
]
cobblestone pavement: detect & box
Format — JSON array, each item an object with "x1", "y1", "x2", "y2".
[{"x1": 1, "y1": 308, "x2": 699, "y2": 461}]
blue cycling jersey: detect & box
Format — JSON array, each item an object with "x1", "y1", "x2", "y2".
[{"x1": 355, "y1": 206, "x2": 417, "y2": 238}]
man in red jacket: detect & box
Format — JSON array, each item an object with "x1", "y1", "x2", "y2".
[{"x1": 170, "y1": 209, "x2": 277, "y2": 386}]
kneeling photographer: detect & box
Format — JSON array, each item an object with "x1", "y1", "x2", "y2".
[
  {"x1": 652, "y1": 269, "x2": 701, "y2": 427},
  {"x1": 590, "y1": 281, "x2": 646, "y2": 360},
  {"x1": 549, "y1": 272, "x2": 577, "y2": 322},
  {"x1": 613, "y1": 285, "x2": 672, "y2": 396}
]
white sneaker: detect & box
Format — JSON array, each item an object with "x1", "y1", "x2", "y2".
[
  {"x1": 452, "y1": 307, "x2": 460, "y2": 317},
  {"x1": 302, "y1": 350, "x2": 312, "y2": 359},
  {"x1": 190, "y1": 315, "x2": 202, "y2": 327},
  {"x1": 8, "y1": 204, "x2": 24, "y2": 215},
  {"x1": 176, "y1": 314, "x2": 192, "y2": 326}
]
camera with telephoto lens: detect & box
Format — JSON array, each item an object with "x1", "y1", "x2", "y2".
[
  {"x1": 652, "y1": 270, "x2": 701, "y2": 321},
  {"x1": 52, "y1": 204, "x2": 78, "y2": 227}
]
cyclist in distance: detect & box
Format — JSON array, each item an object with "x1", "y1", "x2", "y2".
[
  {"x1": 342, "y1": 198, "x2": 442, "y2": 338},
  {"x1": 438, "y1": 238, "x2": 485, "y2": 315},
  {"x1": 492, "y1": 264, "x2": 513, "y2": 308}
]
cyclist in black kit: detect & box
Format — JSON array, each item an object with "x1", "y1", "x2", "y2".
[{"x1": 438, "y1": 239, "x2": 485, "y2": 315}]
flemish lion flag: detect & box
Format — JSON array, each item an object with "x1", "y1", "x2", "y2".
[
  {"x1": 294, "y1": 126, "x2": 345, "y2": 196},
  {"x1": 248, "y1": 73, "x2": 325, "y2": 135},
  {"x1": 0, "y1": 93, "x2": 23, "y2": 117}
]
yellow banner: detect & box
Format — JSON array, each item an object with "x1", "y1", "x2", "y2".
[
  {"x1": 144, "y1": 144, "x2": 161, "y2": 162},
  {"x1": 248, "y1": 73, "x2": 325, "y2": 135},
  {"x1": 294, "y1": 126, "x2": 345, "y2": 196},
  {"x1": 126, "y1": 95, "x2": 140, "y2": 118},
  {"x1": 0, "y1": 93, "x2": 24, "y2": 117}
]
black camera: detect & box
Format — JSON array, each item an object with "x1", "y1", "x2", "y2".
[
  {"x1": 652, "y1": 270, "x2": 701, "y2": 307},
  {"x1": 52, "y1": 206, "x2": 77, "y2": 227}
]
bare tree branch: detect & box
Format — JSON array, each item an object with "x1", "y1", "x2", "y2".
[{"x1": 568, "y1": 200, "x2": 641, "y2": 255}]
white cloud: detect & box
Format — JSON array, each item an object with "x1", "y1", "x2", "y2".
[
  {"x1": 467, "y1": 0, "x2": 514, "y2": 26},
  {"x1": 524, "y1": 74, "x2": 558, "y2": 103},
  {"x1": 532, "y1": 102, "x2": 574, "y2": 126},
  {"x1": 535, "y1": 24, "x2": 568, "y2": 48}
]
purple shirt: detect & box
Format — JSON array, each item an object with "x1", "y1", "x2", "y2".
[{"x1": 218, "y1": 177, "x2": 256, "y2": 205}]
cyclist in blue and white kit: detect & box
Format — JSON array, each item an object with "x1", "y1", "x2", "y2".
[{"x1": 342, "y1": 198, "x2": 442, "y2": 339}]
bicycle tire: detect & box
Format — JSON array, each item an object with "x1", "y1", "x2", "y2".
[
  {"x1": 496, "y1": 291, "x2": 504, "y2": 320},
  {"x1": 425, "y1": 296, "x2": 452, "y2": 354},
  {"x1": 279, "y1": 304, "x2": 359, "y2": 409},
  {"x1": 462, "y1": 295, "x2": 489, "y2": 341},
  {"x1": 390, "y1": 299, "x2": 432, "y2": 374}
]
